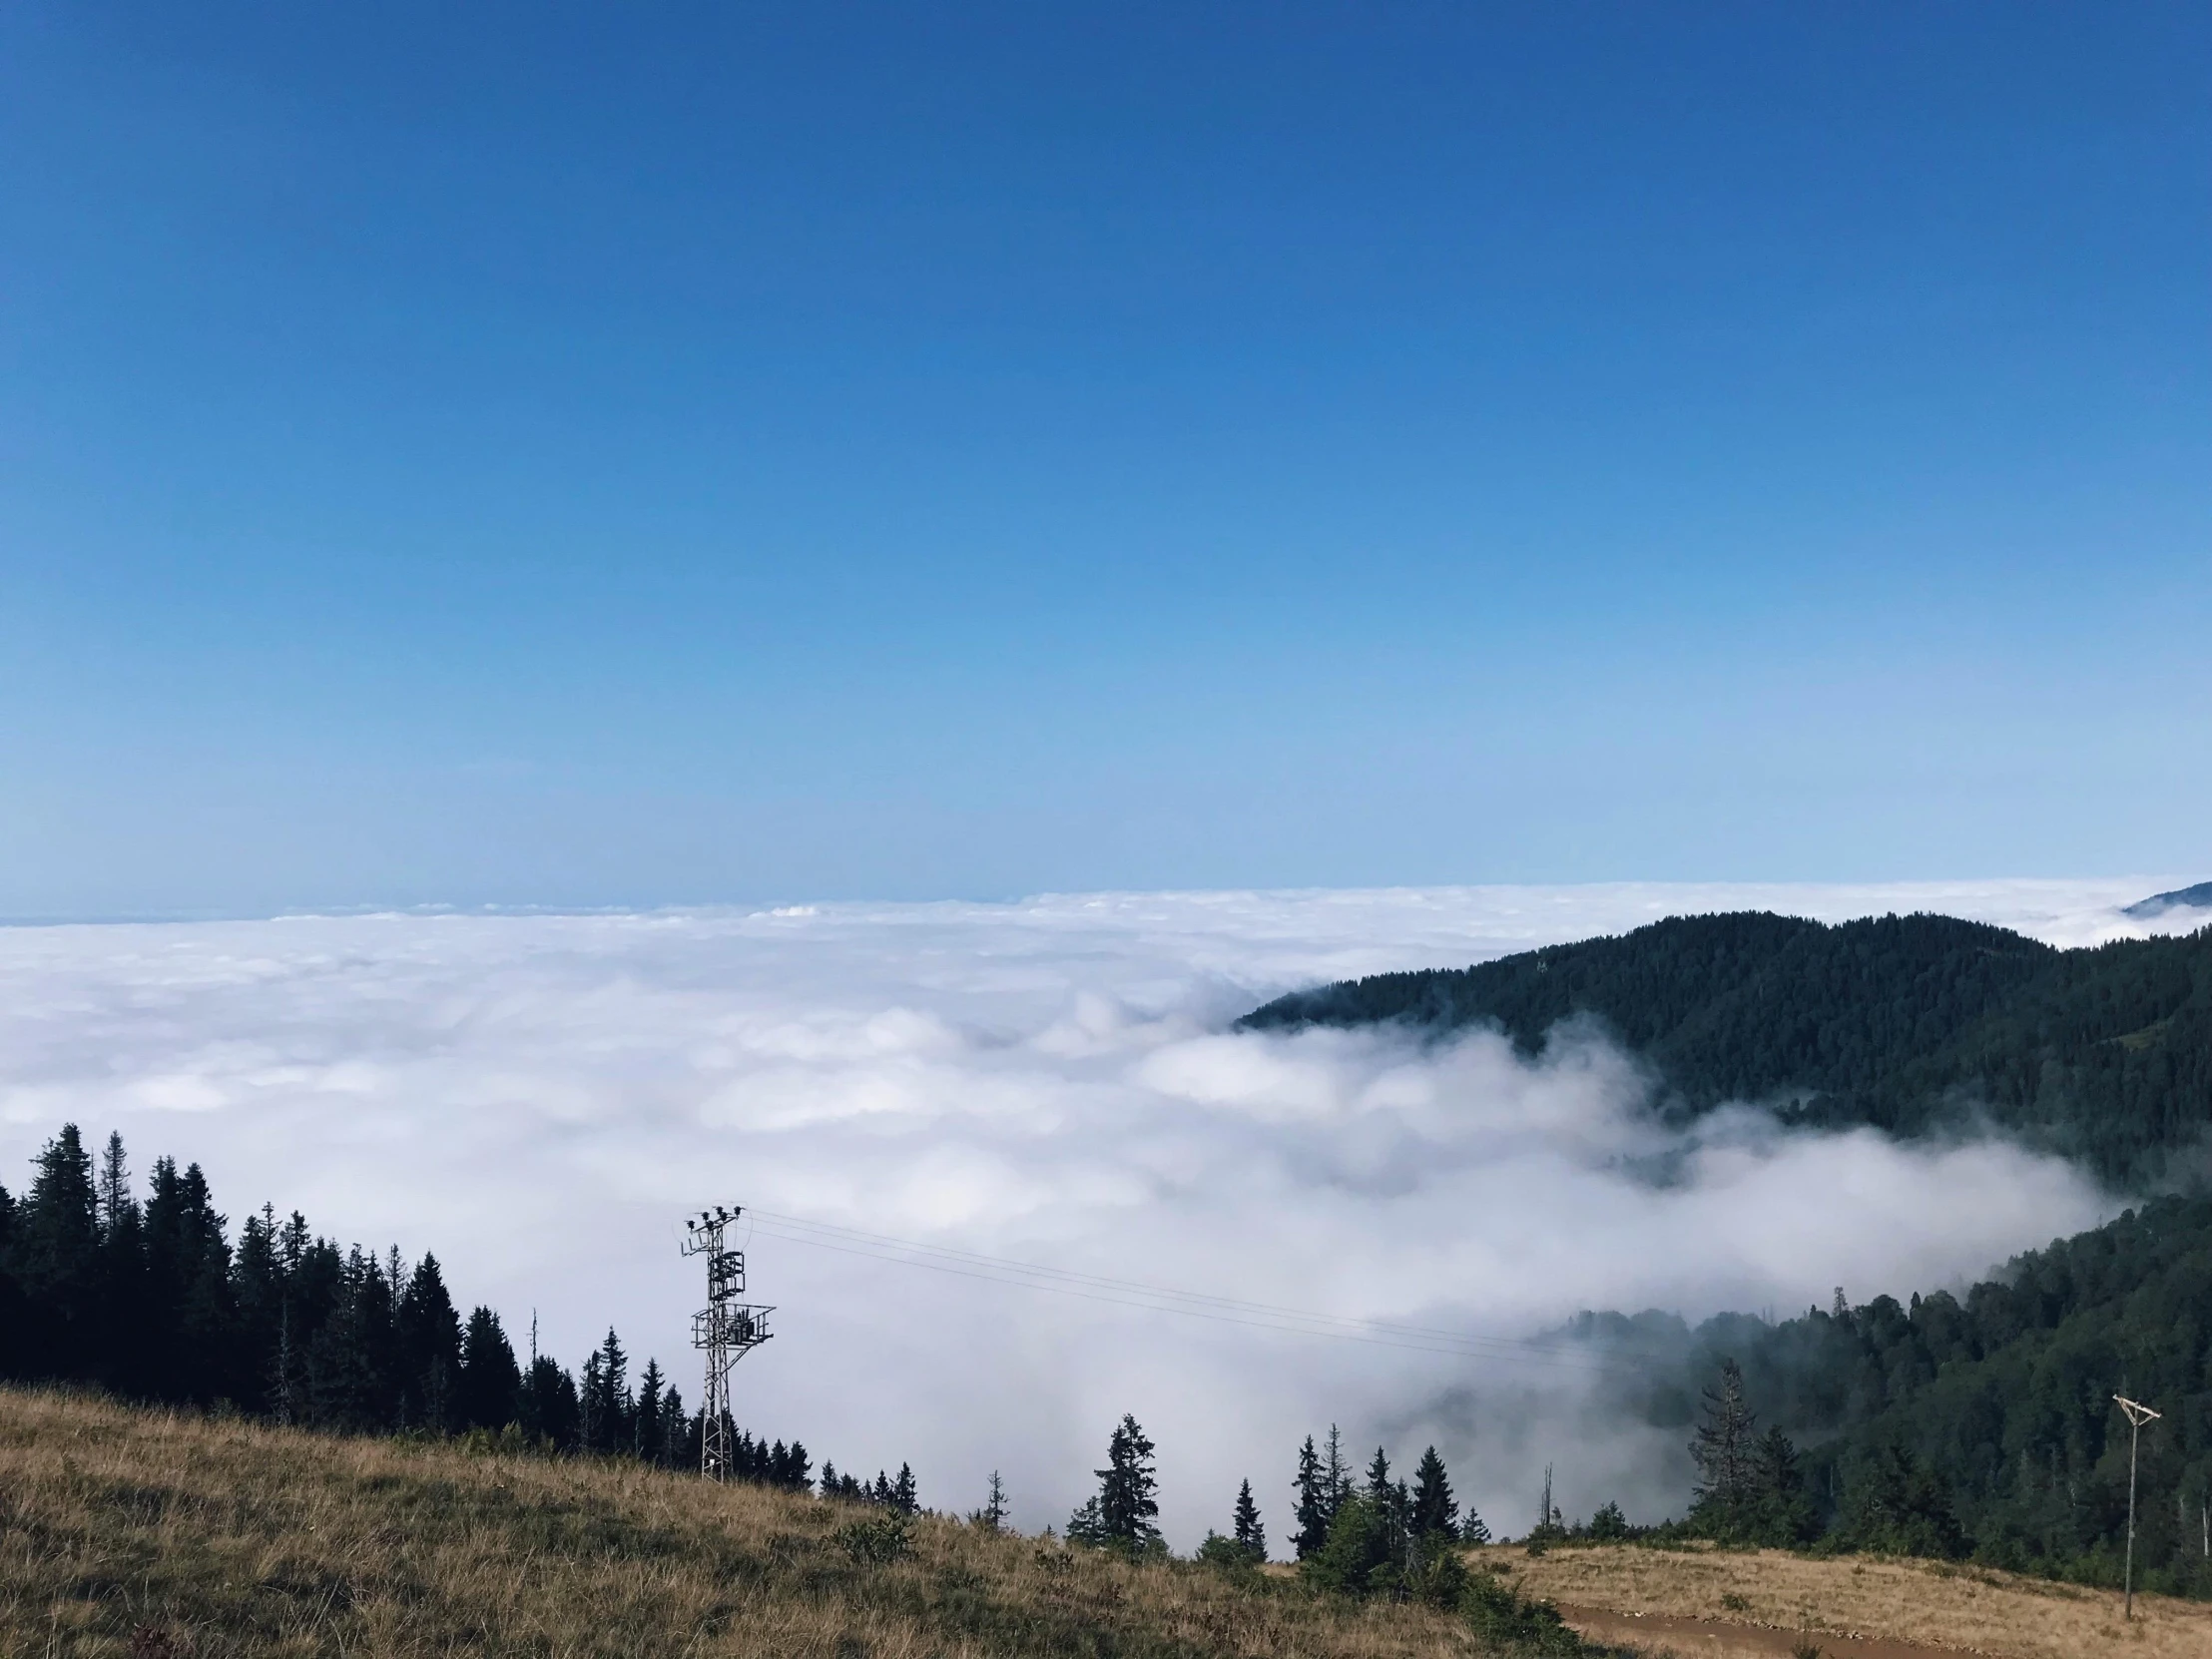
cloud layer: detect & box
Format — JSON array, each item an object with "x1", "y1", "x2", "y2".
[{"x1": 0, "y1": 878, "x2": 2180, "y2": 1543}]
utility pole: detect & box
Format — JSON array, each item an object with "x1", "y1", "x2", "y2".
[
  {"x1": 682, "y1": 1206, "x2": 774, "y2": 1481},
  {"x1": 2113, "y1": 1394, "x2": 2161, "y2": 1620}
]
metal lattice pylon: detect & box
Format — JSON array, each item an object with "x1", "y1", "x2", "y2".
[{"x1": 681, "y1": 1206, "x2": 775, "y2": 1480}]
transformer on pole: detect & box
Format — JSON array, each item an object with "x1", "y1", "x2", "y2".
[{"x1": 681, "y1": 1206, "x2": 775, "y2": 1481}]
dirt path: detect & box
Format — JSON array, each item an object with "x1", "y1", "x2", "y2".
[{"x1": 1561, "y1": 1603, "x2": 1968, "y2": 1659}]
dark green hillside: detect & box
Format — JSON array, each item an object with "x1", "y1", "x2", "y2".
[
  {"x1": 1576, "y1": 1197, "x2": 2212, "y2": 1595},
  {"x1": 1239, "y1": 912, "x2": 2212, "y2": 1183}
]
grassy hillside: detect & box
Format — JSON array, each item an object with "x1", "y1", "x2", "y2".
[
  {"x1": 0, "y1": 1388, "x2": 1603, "y2": 1659},
  {"x1": 1495, "y1": 1542, "x2": 2212, "y2": 1659},
  {"x1": 1238, "y1": 911, "x2": 2212, "y2": 1183}
]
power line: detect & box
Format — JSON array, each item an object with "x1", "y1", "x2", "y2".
[{"x1": 742, "y1": 1208, "x2": 1618, "y2": 1373}]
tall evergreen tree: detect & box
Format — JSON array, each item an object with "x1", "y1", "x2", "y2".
[
  {"x1": 231, "y1": 1204, "x2": 286, "y2": 1411},
  {"x1": 1410, "y1": 1446, "x2": 1458, "y2": 1538},
  {"x1": 1094, "y1": 1414, "x2": 1161, "y2": 1553},
  {"x1": 1689, "y1": 1358, "x2": 1757, "y2": 1529},
  {"x1": 1364, "y1": 1446, "x2": 1392, "y2": 1503},
  {"x1": 397, "y1": 1255, "x2": 463, "y2": 1431},
  {"x1": 16, "y1": 1125, "x2": 102, "y2": 1375},
  {"x1": 1323, "y1": 1424, "x2": 1351, "y2": 1517},
  {"x1": 1232, "y1": 1477, "x2": 1267, "y2": 1561},
  {"x1": 519, "y1": 1352, "x2": 580, "y2": 1448},
  {"x1": 94, "y1": 1132, "x2": 146, "y2": 1388},
  {"x1": 581, "y1": 1328, "x2": 631, "y2": 1452},
  {"x1": 0, "y1": 1179, "x2": 24, "y2": 1376},
  {"x1": 1293, "y1": 1433, "x2": 1328, "y2": 1559},
  {"x1": 457, "y1": 1306, "x2": 522, "y2": 1430},
  {"x1": 657, "y1": 1385, "x2": 687, "y2": 1466},
  {"x1": 634, "y1": 1358, "x2": 666, "y2": 1460}
]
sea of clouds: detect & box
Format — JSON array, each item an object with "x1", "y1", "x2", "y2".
[{"x1": 0, "y1": 877, "x2": 2196, "y2": 1545}]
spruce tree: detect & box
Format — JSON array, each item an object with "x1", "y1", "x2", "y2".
[
  {"x1": 1095, "y1": 1414, "x2": 1161, "y2": 1553},
  {"x1": 0, "y1": 1180, "x2": 21, "y2": 1377},
  {"x1": 1065, "y1": 1495, "x2": 1107, "y2": 1544},
  {"x1": 635, "y1": 1359, "x2": 665, "y2": 1460},
  {"x1": 890, "y1": 1462, "x2": 918, "y2": 1515},
  {"x1": 17, "y1": 1125, "x2": 102, "y2": 1375},
  {"x1": 457, "y1": 1306, "x2": 522, "y2": 1430},
  {"x1": 1232, "y1": 1477, "x2": 1266, "y2": 1562},
  {"x1": 1323, "y1": 1424, "x2": 1350, "y2": 1519},
  {"x1": 979, "y1": 1469, "x2": 1009, "y2": 1531},
  {"x1": 1364, "y1": 1446, "x2": 1391, "y2": 1503},
  {"x1": 658, "y1": 1385, "x2": 687, "y2": 1465},
  {"x1": 95, "y1": 1133, "x2": 147, "y2": 1391},
  {"x1": 1293, "y1": 1434, "x2": 1328, "y2": 1559},
  {"x1": 397, "y1": 1255, "x2": 463, "y2": 1432},
  {"x1": 1410, "y1": 1446, "x2": 1458, "y2": 1538},
  {"x1": 1689, "y1": 1358, "x2": 1757, "y2": 1532},
  {"x1": 583, "y1": 1328, "x2": 630, "y2": 1452}
]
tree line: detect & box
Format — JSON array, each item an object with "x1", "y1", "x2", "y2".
[
  {"x1": 1056, "y1": 1412, "x2": 1578, "y2": 1650},
  {"x1": 0, "y1": 1124, "x2": 918, "y2": 1505}
]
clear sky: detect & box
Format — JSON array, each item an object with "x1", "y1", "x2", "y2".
[{"x1": 3, "y1": 3, "x2": 2207, "y2": 916}]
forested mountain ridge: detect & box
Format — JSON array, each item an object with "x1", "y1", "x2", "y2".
[{"x1": 1238, "y1": 911, "x2": 2212, "y2": 1183}]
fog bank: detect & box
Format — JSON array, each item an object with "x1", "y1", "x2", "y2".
[{"x1": 0, "y1": 879, "x2": 2166, "y2": 1542}]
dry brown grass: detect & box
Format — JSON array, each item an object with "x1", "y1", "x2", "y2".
[
  {"x1": 1480, "y1": 1540, "x2": 2212, "y2": 1659},
  {"x1": 0, "y1": 1387, "x2": 1570, "y2": 1659}
]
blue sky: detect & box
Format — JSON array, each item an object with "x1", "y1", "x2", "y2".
[{"x1": 3, "y1": 3, "x2": 2207, "y2": 915}]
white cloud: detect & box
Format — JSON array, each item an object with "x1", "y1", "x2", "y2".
[{"x1": 0, "y1": 878, "x2": 2171, "y2": 1544}]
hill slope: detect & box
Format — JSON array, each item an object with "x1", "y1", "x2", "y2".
[
  {"x1": 1238, "y1": 911, "x2": 2212, "y2": 1182},
  {"x1": 1563, "y1": 1195, "x2": 2212, "y2": 1595},
  {"x1": 0, "y1": 1388, "x2": 1599, "y2": 1659},
  {"x1": 1498, "y1": 1543, "x2": 2212, "y2": 1659}
]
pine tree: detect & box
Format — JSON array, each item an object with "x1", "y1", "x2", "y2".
[
  {"x1": 1460, "y1": 1503, "x2": 1491, "y2": 1546},
  {"x1": 0, "y1": 1178, "x2": 24, "y2": 1377},
  {"x1": 1232, "y1": 1477, "x2": 1266, "y2": 1562},
  {"x1": 1094, "y1": 1414, "x2": 1161, "y2": 1553},
  {"x1": 890, "y1": 1462, "x2": 918, "y2": 1515},
  {"x1": 978, "y1": 1470, "x2": 1009, "y2": 1531},
  {"x1": 94, "y1": 1132, "x2": 146, "y2": 1390},
  {"x1": 17, "y1": 1124, "x2": 103, "y2": 1376},
  {"x1": 1689, "y1": 1358, "x2": 1757, "y2": 1531},
  {"x1": 1065, "y1": 1495, "x2": 1107, "y2": 1544},
  {"x1": 305, "y1": 1248, "x2": 383, "y2": 1429},
  {"x1": 1365, "y1": 1446, "x2": 1391, "y2": 1503},
  {"x1": 1749, "y1": 1423, "x2": 1815, "y2": 1545},
  {"x1": 579, "y1": 1350, "x2": 604, "y2": 1448},
  {"x1": 519, "y1": 1352, "x2": 579, "y2": 1448},
  {"x1": 457, "y1": 1306, "x2": 522, "y2": 1430},
  {"x1": 1293, "y1": 1434, "x2": 1328, "y2": 1559},
  {"x1": 635, "y1": 1359, "x2": 666, "y2": 1461},
  {"x1": 1410, "y1": 1446, "x2": 1458, "y2": 1538},
  {"x1": 658, "y1": 1385, "x2": 687, "y2": 1466},
  {"x1": 397, "y1": 1255, "x2": 463, "y2": 1432},
  {"x1": 1323, "y1": 1424, "x2": 1351, "y2": 1519},
  {"x1": 231, "y1": 1205, "x2": 286, "y2": 1412},
  {"x1": 582, "y1": 1328, "x2": 630, "y2": 1452}
]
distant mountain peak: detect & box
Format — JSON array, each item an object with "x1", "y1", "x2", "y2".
[{"x1": 2124, "y1": 880, "x2": 2212, "y2": 918}]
